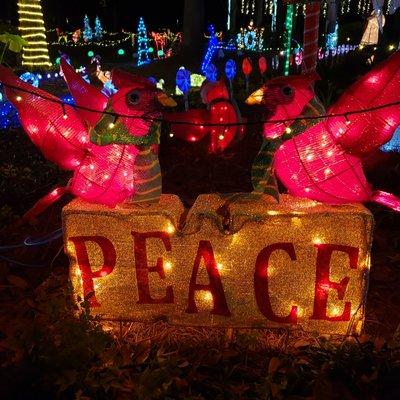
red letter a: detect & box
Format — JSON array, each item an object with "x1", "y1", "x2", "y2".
[{"x1": 186, "y1": 240, "x2": 231, "y2": 316}]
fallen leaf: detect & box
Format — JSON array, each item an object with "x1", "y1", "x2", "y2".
[
  {"x1": 268, "y1": 357, "x2": 281, "y2": 375},
  {"x1": 6, "y1": 274, "x2": 28, "y2": 289}
]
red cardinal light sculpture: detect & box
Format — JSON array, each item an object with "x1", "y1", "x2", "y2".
[
  {"x1": 165, "y1": 80, "x2": 243, "y2": 153},
  {"x1": 246, "y1": 72, "x2": 322, "y2": 139},
  {"x1": 271, "y1": 51, "x2": 400, "y2": 210},
  {"x1": 0, "y1": 59, "x2": 175, "y2": 211}
]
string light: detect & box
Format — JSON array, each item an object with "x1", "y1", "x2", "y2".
[
  {"x1": 83, "y1": 15, "x2": 93, "y2": 42},
  {"x1": 283, "y1": 4, "x2": 294, "y2": 76},
  {"x1": 137, "y1": 17, "x2": 150, "y2": 66},
  {"x1": 18, "y1": 0, "x2": 51, "y2": 68},
  {"x1": 3, "y1": 80, "x2": 400, "y2": 128},
  {"x1": 93, "y1": 16, "x2": 104, "y2": 41}
]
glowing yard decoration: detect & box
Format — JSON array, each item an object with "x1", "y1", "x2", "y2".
[
  {"x1": 19, "y1": 71, "x2": 39, "y2": 88},
  {"x1": 93, "y1": 16, "x2": 103, "y2": 41},
  {"x1": 283, "y1": 3, "x2": 294, "y2": 76},
  {"x1": 137, "y1": 17, "x2": 150, "y2": 66},
  {"x1": 302, "y1": 2, "x2": 321, "y2": 74},
  {"x1": 0, "y1": 60, "x2": 176, "y2": 207},
  {"x1": 225, "y1": 59, "x2": 236, "y2": 81},
  {"x1": 64, "y1": 193, "x2": 372, "y2": 335},
  {"x1": 83, "y1": 15, "x2": 93, "y2": 42},
  {"x1": 326, "y1": 23, "x2": 338, "y2": 50},
  {"x1": 242, "y1": 57, "x2": 252, "y2": 93},
  {"x1": 201, "y1": 26, "x2": 236, "y2": 76},
  {"x1": 166, "y1": 80, "x2": 242, "y2": 153},
  {"x1": 270, "y1": 52, "x2": 400, "y2": 211},
  {"x1": 201, "y1": 25, "x2": 218, "y2": 75},
  {"x1": 18, "y1": 0, "x2": 51, "y2": 68},
  {"x1": 381, "y1": 126, "x2": 400, "y2": 153},
  {"x1": 236, "y1": 20, "x2": 265, "y2": 52},
  {"x1": 205, "y1": 63, "x2": 217, "y2": 82},
  {"x1": 225, "y1": 59, "x2": 236, "y2": 96},
  {"x1": 271, "y1": 0, "x2": 278, "y2": 32},
  {"x1": 360, "y1": 10, "x2": 386, "y2": 46}
]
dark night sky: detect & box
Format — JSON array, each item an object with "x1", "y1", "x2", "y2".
[{"x1": 0, "y1": 0, "x2": 228, "y2": 32}]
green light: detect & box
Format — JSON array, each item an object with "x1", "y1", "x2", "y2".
[
  {"x1": 284, "y1": 4, "x2": 294, "y2": 77},
  {"x1": 87, "y1": 50, "x2": 94, "y2": 57},
  {"x1": 117, "y1": 48, "x2": 125, "y2": 55},
  {"x1": 55, "y1": 57, "x2": 61, "y2": 65},
  {"x1": 148, "y1": 47, "x2": 154, "y2": 53}
]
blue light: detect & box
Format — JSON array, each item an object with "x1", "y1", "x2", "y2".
[
  {"x1": 60, "y1": 94, "x2": 75, "y2": 105},
  {"x1": 83, "y1": 14, "x2": 93, "y2": 42},
  {"x1": 225, "y1": 59, "x2": 236, "y2": 80},
  {"x1": 137, "y1": 17, "x2": 151, "y2": 66},
  {"x1": 205, "y1": 63, "x2": 217, "y2": 82},
  {"x1": 102, "y1": 81, "x2": 118, "y2": 96},
  {"x1": 326, "y1": 23, "x2": 338, "y2": 50},
  {"x1": 176, "y1": 68, "x2": 191, "y2": 94},
  {"x1": 94, "y1": 16, "x2": 103, "y2": 41},
  {"x1": 201, "y1": 25, "x2": 218, "y2": 75},
  {"x1": 0, "y1": 87, "x2": 20, "y2": 130},
  {"x1": 380, "y1": 126, "x2": 400, "y2": 153},
  {"x1": 19, "y1": 72, "x2": 40, "y2": 88}
]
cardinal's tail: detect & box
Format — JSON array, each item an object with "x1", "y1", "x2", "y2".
[
  {"x1": 0, "y1": 64, "x2": 87, "y2": 170},
  {"x1": 371, "y1": 190, "x2": 400, "y2": 212}
]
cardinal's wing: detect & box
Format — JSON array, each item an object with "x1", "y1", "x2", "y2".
[{"x1": 0, "y1": 65, "x2": 88, "y2": 170}]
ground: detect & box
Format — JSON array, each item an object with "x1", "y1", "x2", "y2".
[{"x1": 1, "y1": 48, "x2": 400, "y2": 399}]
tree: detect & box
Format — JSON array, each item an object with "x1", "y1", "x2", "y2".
[
  {"x1": 137, "y1": 17, "x2": 150, "y2": 66},
  {"x1": 83, "y1": 15, "x2": 93, "y2": 42},
  {"x1": 183, "y1": 0, "x2": 205, "y2": 49},
  {"x1": 18, "y1": 0, "x2": 51, "y2": 68},
  {"x1": 94, "y1": 16, "x2": 103, "y2": 41}
]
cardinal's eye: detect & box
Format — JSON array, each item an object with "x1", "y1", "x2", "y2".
[
  {"x1": 281, "y1": 86, "x2": 293, "y2": 97},
  {"x1": 127, "y1": 90, "x2": 140, "y2": 105}
]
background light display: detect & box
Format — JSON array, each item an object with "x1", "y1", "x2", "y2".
[
  {"x1": 18, "y1": 0, "x2": 51, "y2": 68},
  {"x1": 137, "y1": 17, "x2": 150, "y2": 66}
]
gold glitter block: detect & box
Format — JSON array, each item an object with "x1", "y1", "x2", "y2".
[{"x1": 63, "y1": 194, "x2": 373, "y2": 335}]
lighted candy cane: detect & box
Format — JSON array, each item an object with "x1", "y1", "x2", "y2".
[{"x1": 302, "y1": 1, "x2": 321, "y2": 74}]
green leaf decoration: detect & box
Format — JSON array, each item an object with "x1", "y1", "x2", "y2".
[{"x1": 0, "y1": 33, "x2": 28, "y2": 53}]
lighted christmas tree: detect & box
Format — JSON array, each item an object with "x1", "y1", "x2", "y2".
[
  {"x1": 93, "y1": 16, "x2": 103, "y2": 41},
  {"x1": 18, "y1": 0, "x2": 51, "y2": 68},
  {"x1": 137, "y1": 17, "x2": 150, "y2": 66},
  {"x1": 83, "y1": 14, "x2": 93, "y2": 42}
]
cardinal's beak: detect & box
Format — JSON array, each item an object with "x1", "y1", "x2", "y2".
[
  {"x1": 157, "y1": 92, "x2": 177, "y2": 107},
  {"x1": 245, "y1": 88, "x2": 265, "y2": 105}
]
